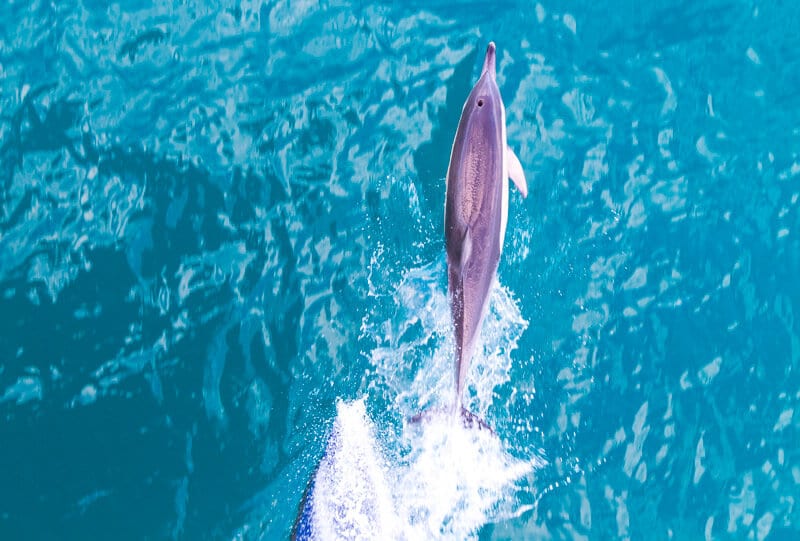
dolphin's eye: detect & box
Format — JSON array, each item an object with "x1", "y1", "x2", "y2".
[{"x1": 477, "y1": 99, "x2": 484, "y2": 107}]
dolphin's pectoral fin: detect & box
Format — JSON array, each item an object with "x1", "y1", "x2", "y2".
[
  {"x1": 459, "y1": 227, "x2": 473, "y2": 271},
  {"x1": 506, "y1": 147, "x2": 528, "y2": 198}
]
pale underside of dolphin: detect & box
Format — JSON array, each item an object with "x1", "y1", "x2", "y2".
[{"x1": 444, "y1": 42, "x2": 527, "y2": 416}]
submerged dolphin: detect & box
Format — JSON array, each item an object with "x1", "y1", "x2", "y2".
[{"x1": 445, "y1": 42, "x2": 527, "y2": 415}]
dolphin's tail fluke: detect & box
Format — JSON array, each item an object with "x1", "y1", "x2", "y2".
[
  {"x1": 459, "y1": 407, "x2": 494, "y2": 432},
  {"x1": 409, "y1": 406, "x2": 494, "y2": 433}
]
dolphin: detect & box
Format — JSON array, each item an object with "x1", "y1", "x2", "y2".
[{"x1": 445, "y1": 42, "x2": 527, "y2": 417}]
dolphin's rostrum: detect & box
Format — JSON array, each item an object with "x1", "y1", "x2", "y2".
[{"x1": 445, "y1": 42, "x2": 527, "y2": 418}]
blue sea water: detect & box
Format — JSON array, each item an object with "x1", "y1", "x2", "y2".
[{"x1": 2, "y1": 0, "x2": 800, "y2": 539}]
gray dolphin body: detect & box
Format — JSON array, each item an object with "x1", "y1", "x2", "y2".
[{"x1": 445, "y1": 42, "x2": 528, "y2": 413}]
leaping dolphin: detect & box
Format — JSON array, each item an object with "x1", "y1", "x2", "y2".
[{"x1": 445, "y1": 42, "x2": 527, "y2": 418}]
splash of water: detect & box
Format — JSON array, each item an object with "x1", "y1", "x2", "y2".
[
  {"x1": 363, "y1": 258, "x2": 529, "y2": 420},
  {"x1": 298, "y1": 259, "x2": 540, "y2": 539},
  {"x1": 302, "y1": 399, "x2": 537, "y2": 541},
  {"x1": 393, "y1": 414, "x2": 537, "y2": 540},
  {"x1": 303, "y1": 399, "x2": 397, "y2": 540}
]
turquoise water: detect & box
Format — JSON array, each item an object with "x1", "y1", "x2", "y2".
[{"x1": 2, "y1": 1, "x2": 800, "y2": 539}]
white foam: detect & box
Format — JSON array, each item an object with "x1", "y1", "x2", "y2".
[
  {"x1": 308, "y1": 400, "x2": 537, "y2": 540},
  {"x1": 310, "y1": 399, "x2": 396, "y2": 540},
  {"x1": 394, "y1": 414, "x2": 536, "y2": 540}
]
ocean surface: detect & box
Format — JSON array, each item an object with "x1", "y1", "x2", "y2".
[{"x1": 2, "y1": 1, "x2": 799, "y2": 539}]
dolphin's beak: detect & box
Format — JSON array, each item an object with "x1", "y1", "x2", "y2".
[{"x1": 480, "y1": 42, "x2": 496, "y2": 79}]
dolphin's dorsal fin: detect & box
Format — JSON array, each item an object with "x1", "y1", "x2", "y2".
[{"x1": 506, "y1": 147, "x2": 528, "y2": 198}]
